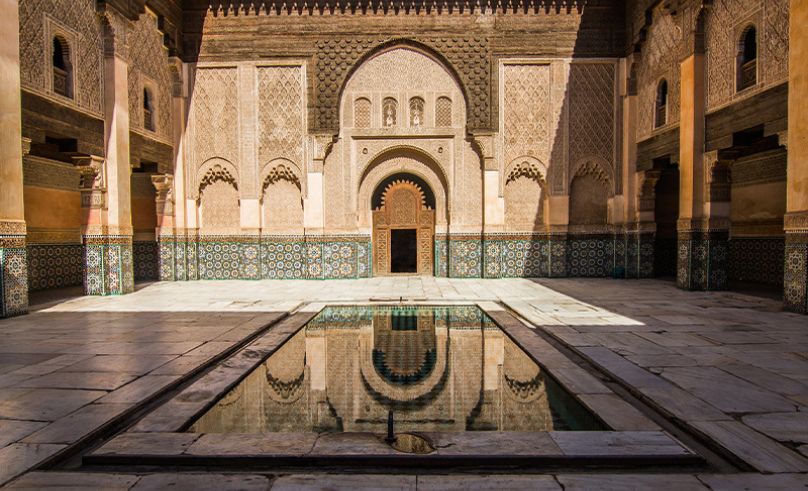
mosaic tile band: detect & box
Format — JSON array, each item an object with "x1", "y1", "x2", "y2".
[
  {"x1": 83, "y1": 236, "x2": 134, "y2": 296},
  {"x1": 157, "y1": 236, "x2": 373, "y2": 281},
  {"x1": 0, "y1": 245, "x2": 28, "y2": 318},
  {"x1": 784, "y1": 232, "x2": 808, "y2": 314}
]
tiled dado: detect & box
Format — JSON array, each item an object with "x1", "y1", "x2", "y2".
[
  {"x1": 728, "y1": 237, "x2": 785, "y2": 287},
  {"x1": 157, "y1": 235, "x2": 372, "y2": 281},
  {"x1": 1, "y1": 231, "x2": 28, "y2": 318},
  {"x1": 435, "y1": 233, "x2": 646, "y2": 279},
  {"x1": 26, "y1": 244, "x2": 84, "y2": 291},
  {"x1": 784, "y1": 232, "x2": 808, "y2": 314},
  {"x1": 133, "y1": 241, "x2": 160, "y2": 281},
  {"x1": 83, "y1": 236, "x2": 134, "y2": 295},
  {"x1": 676, "y1": 230, "x2": 729, "y2": 291}
]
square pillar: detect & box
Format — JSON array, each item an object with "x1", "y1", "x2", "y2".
[
  {"x1": 0, "y1": 0, "x2": 27, "y2": 317},
  {"x1": 784, "y1": 0, "x2": 808, "y2": 313}
]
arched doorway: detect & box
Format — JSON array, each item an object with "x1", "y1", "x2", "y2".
[{"x1": 372, "y1": 174, "x2": 435, "y2": 275}]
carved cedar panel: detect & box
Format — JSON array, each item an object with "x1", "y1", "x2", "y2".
[
  {"x1": 191, "y1": 68, "x2": 239, "y2": 172},
  {"x1": 372, "y1": 180, "x2": 434, "y2": 276},
  {"x1": 502, "y1": 64, "x2": 550, "y2": 166},
  {"x1": 637, "y1": 7, "x2": 682, "y2": 140},
  {"x1": 19, "y1": 0, "x2": 104, "y2": 115},
  {"x1": 568, "y1": 63, "x2": 616, "y2": 176},
  {"x1": 258, "y1": 66, "x2": 305, "y2": 167},
  {"x1": 128, "y1": 12, "x2": 172, "y2": 140}
]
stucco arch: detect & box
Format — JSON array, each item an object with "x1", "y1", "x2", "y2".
[
  {"x1": 259, "y1": 157, "x2": 303, "y2": 197},
  {"x1": 358, "y1": 148, "x2": 449, "y2": 230},
  {"x1": 569, "y1": 156, "x2": 615, "y2": 196},
  {"x1": 338, "y1": 40, "x2": 470, "y2": 127},
  {"x1": 194, "y1": 157, "x2": 239, "y2": 200}
]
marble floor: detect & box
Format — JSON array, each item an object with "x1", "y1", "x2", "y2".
[{"x1": 1, "y1": 278, "x2": 808, "y2": 489}]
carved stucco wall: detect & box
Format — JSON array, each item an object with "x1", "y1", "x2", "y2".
[
  {"x1": 569, "y1": 173, "x2": 609, "y2": 226},
  {"x1": 189, "y1": 67, "x2": 239, "y2": 196},
  {"x1": 258, "y1": 66, "x2": 305, "y2": 170},
  {"x1": 317, "y1": 37, "x2": 489, "y2": 131},
  {"x1": 19, "y1": 0, "x2": 104, "y2": 116},
  {"x1": 340, "y1": 48, "x2": 467, "y2": 232},
  {"x1": 128, "y1": 11, "x2": 172, "y2": 143},
  {"x1": 705, "y1": 0, "x2": 789, "y2": 111},
  {"x1": 502, "y1": 63, "x2": 551, "y2": 170},
  {"x1": 637, "y1": 6, "x2": 683, "y2": 141}
]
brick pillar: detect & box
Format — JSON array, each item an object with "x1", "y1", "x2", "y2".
[
  {"x1": 0, "y1": 1, "x2": 28, "y2": 317},
  {"x1": 784, "y1": 0, "x2": 808, "y2": 313}
]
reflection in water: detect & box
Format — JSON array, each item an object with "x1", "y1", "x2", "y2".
[{"x1": 189, "y1": 305, "x2": 604, "y2": 434}]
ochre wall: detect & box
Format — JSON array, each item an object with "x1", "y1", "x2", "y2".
[{"x1": 23, "y1": 186, "x2": 81, "y2": 230}]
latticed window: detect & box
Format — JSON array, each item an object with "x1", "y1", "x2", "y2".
[
  {"x1": 354, "y1": 98, "x2": 371, "y2": 128},
  {"x1": 382, "y1": 97, "x2": 397, "y2": 127},
  {"x1": 737, "y1": 25, "x2": 757, "y2": 91},
  {"x1": 143, "y1": 88, "x2": 156, "y2": 132},
  {"x1": 655, "y1": 80, "x2": 667, "y2": 128},
  {"x1": 409, "y1": 97, "x2": 424, "y2": 127},
  {"x1": 435, "y1": 97, "x2": 452, "y2": 126},
  {"x1": 52, "y1": 36, "x2": 73, "y2": 99}
]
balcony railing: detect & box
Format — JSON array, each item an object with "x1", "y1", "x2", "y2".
[
  {"x1": 144, "y1": 109, "x2": 155, "y2": 131},
  {"x1": 53, "y1": 67, "x2": 69, "y2": 98},
  {"x1": 738, "y1": 59, "x2": 757, "y2": 91}
]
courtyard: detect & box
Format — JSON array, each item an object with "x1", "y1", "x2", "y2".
[{"x1": 0, "y1": 278, "x2": 806, "y2": 489}]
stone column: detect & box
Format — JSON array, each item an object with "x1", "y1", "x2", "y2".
[
  {"x1": 676, "y1": 11, "x2": 727, "y2": 290},
  {"x1": 162, "y1": 59, "x2": 188, "y2": 281},
  {"x1": 627, "y1": 170, "x2": 660, "y2": 278},
  {"x1": 152, "y1": 174, "x2": 175, "y2": 281},
  {"x1": 81, "y1": 9, "x2": 133, "y2": 295},
  {"x1": 0, "y1": 0, "x2": 28, "y2": 318},
  {"x1": 785, "y1": 0, "x2": 808, "y2": 313}
]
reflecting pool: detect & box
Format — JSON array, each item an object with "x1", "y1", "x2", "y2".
[{"x1": 189, "y1": 305, "x2": 606, "y2": 433}]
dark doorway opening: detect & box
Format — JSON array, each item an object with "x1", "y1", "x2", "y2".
[
  {"x1": 391, "y1": 229, "x2": 418, "y2": 273},
  {"x1": 654, "y1": 158, "x2": 679, "y2": 281}
]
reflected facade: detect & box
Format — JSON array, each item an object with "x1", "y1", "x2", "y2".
[{"x1": 190, "y1": 306, "x2": 603, "y2": 434}]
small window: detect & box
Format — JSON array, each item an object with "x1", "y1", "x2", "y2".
[
  {"x1": 737, "y1": 26, "x2": 757, "y2": 91},
  {"x1": 143, "y1": 88, "x2": 156, "y2": 131},
  {"x1": 409, "y1": 97, "x2": 424, "y2": 127},
  {"x1": 655, "y1": 79, "x2": 668, "y2": 128},
  {"x1": 382, "y1": 97, "x2": 397, "y2": 127},
  {"x1": 435, "y1": 97, "x2": 452, "y2": 126},
  {"x1": 52, "y1": 36, "x2": 73, "y2": 99},
  {"x1": 354, "y1": 97, "x2": 371, "y2": 128}
]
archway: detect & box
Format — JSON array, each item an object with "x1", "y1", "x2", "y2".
[{"x1": 372, "y1": 173, "x2": 435, "y2": 275}]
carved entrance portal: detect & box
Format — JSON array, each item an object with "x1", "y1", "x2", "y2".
[{"x1": 373, "y1": 178, "x2": 435, "y2": 275}]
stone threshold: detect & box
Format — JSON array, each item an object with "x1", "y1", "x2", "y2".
[{"x1": 83, "y1": 302, "x2": 700, "y2": 469}]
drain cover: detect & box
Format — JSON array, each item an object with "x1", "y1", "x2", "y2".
[{"x1": 389, "y1": 433, "x2": 434, "y2": 454}]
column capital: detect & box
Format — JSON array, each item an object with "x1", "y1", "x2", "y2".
[
  {"x1": 21, "y1": 137, "x2": 31, "y2": 157},
  {"x1": 72, "y1": 155, "x2": 107, "y2": 210}
]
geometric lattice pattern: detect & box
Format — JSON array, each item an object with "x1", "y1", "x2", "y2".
[
  {"x1": 159, "y1": 236, "x2": 372, "y2": 281},
  {"x1": 133, "y1": 241, "x2": 159, "y2": 281},
  {"x1": 503, "y1": 64, "x2": 550, "y2": 165},
  {"x1": 27, "y1": 244, "x2": 83, "y2": 291},
  {"x1": 569, "y1": 63, "x2": 616, "y2": 188},
  {"x1": 677, "y1": 231, "x2": 729, "y2": 291},
  {"x1": 258, "y1": 66, "x2": 304, "y2": 166},
  {"x1": 83, "y1": 237, "x2": 134, "y2": 296},
  {"x1": 784, "y1": 233, "x2": 808, "y2": 314},
  {"x1": 728, "y1": 237, "x2": 784, "y2": 288},
  {"x1": 1, "y1": 246, "x2": 29, "y2": 318}
]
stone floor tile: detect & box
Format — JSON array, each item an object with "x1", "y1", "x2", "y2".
[
  {"x1": 272, "y1": 474, "x2": 415, "y2": 491},
  {"x1": 0, "y1": 420, "x2": 47, "y2": 447},
  {"x1": 97, "y1": 374, "x2": 182, "y2": 404},
  {"x1": 4, "y1": 471, "x2": 139, "y2": 490},
  {"x1": 92, "y1": 432, "x2": 201, "y2": 456},
  {"x1": 659, "y1": 366, "x2": 797, "y2": 413},
  {"x1": 577, "y1": 394, "x2": 660, "y2": 431},
  {"x1": 697, "y1": 473, "x2": 808, "y2": 490},
  {"x1": 0, "y1": 389, "x2": 106, "y2": 421},
  {"x1": 549, "y1": 431, "x2": 692, "y2": 457},
  {"x1": 741, "y1": 412, "x2": 808, "y2": 444},
  {"x1": 149, "y1": 355, "x2": 210, "y2": 375},
  {"x1": 691, "y1": 420, "x2": 808, "y2": 473},
  {"x1": 21, "y1": 403, "x2": 130, "y2": 444},
  {"x1": 188, "y1": 433, "x2": 318, "y2": 456},
  {"x1": 557, "y1": 473, "x2": 707, "y2": 490},
  {"x1": 575, "y1": 347, "x2": 670, "y2": 389},
  {"x1": 416, "y1": 475, "x2": 561, "y2": 490},
  {"x1": 131, "y1": 473, "x2": 269, "y2": 491},
  {"x1": 427, "y1": 432, "x2": 561, "y2": 456},
  {"x1": 61, "y1": 355, "x2": 177, "y2": 375},
  {"x1": 0, "y1": 443, "x2": 67, "y2": 486},
  {"x1": 16, "y1": 371, "x2": 137, "y2": 391},
  {"x1": 547, "y1": 367, "x2": 611, "y2": 395}
]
